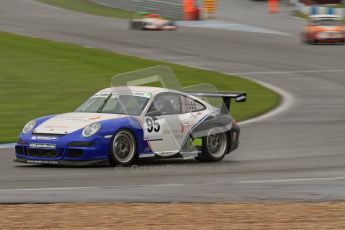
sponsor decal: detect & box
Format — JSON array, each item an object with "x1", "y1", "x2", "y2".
[
  {"x1": 192, "y1": 111, "x2": 203, "y2": 119},
  {"x1": 27, "y1": 160, "x2": 59, "y2": 165},
  {"x1": 88, "y1": 115, "x2": 101, "y2": 121},
  {"x1": 144, "y1": 146, "x2": 152, "y2": 152},
  {"x1": 143, "y1": 92, "x2": 152, "y2": 98},
  {"x1": 65, "y1": 117, "x2": 95, "y2": 121},
  {"x1": 32, "y1": 136, "x2": 58, "y2": 141},
  {"x1": 29, "y1": 143, "x2": 56, "y2": 149},
  {"x1": 143, "y1": 117, "x2": 164, "y2": 141},
  {"x1": 46, "y1": 125, "x2": 69, "y2": 129},
  {"x1": 93, "y1": 91, "x2": 152, "y2": 99},
  {"x1": 180, "y1": 123, "x2": 191, "y2": 133},
  {"x1": 235, "y1": 95, "x2": 246, "y2": 102}
]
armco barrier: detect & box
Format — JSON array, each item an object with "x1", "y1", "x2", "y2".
[
  {"x1": 292, "y1": 0, "x2": 345, "y2": 19},
  {"x1": 88, "y1": 0, "x2": 185, "y2": 19}
]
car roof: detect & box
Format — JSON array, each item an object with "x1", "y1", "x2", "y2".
[{"x1": 309, "y1": 14, "x2": 342, "y2": 20}]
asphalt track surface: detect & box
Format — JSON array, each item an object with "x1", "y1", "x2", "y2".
[{"x1": 0, "y1": 0, "x2": 344, "y2": 203}]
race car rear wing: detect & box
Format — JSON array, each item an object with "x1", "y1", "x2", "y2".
[{"x1": 185, "y1": 91, "x2": 247, "y2": 114}]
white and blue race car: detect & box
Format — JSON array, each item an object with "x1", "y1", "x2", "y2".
[{"x1": 14, "y1": 86, "x2": 246, "y2": 166}]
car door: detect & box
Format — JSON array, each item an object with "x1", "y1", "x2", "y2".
[{"x1": 144, "y1": 92, "x2": 192, "y2": 156}]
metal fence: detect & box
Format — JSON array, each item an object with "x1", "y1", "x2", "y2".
[{"x1": 89, "y1": 0, "x2": 185, "y2": 19}]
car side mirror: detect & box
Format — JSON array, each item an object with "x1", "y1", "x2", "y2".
[{"x1": 146, "y1": 110, "x2": 161, "y2": 117}]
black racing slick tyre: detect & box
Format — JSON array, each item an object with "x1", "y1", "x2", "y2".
[
  {"x1": 129, "y1": 21, "x2": 135, "y2": 30},
  {"x1": 129, "y1": 20, "x2": 145, "y2": 30},
  {"x1": 196, "y1": 128, "x2": 229, "y2": 162},
  {"x1": 109, "y1": 129, "x2": 137, "y2": 166}
]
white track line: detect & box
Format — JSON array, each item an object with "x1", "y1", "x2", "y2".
[
  {"x1": 237, "y1": 76, "x2": 294, "y2": 126},
  {"x1": 2, "y1": 176, "x2": 345, "y2": 192},
  {"x1": 238, "y1": 176, "x2": 345, "y2": 184},
  {"x1": 233, "y1": 69, "x2": 345, "y2": 124},
  {"x1": 183, "y1": 64, "x2": 295, "y2": 126},
  {"x1": 0, "y1": 183, "x2": 186, "y2": 192},
  {"x1": 229, "y1": 69, "x2": 345, "y2": 75},
  {"x1": 0, "y1": 143, "x2": 15, "y2": 149},
  {"x1": 177, "y1": 20, "x2": 290, "y2": 36},
  {"x1": 6, "y1": 69, "x2": 343, "y2": 147},
  {"x1": 0, "y1": 70, "x2": 293, "y2": 148}
]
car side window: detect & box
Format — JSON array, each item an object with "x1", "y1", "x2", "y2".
[
  {"x1": 147, "y1": 93, "x2": 182, "y2": 115},
  {"x1": 181, "y1": 95, "x2": 206, "y2": 113}
]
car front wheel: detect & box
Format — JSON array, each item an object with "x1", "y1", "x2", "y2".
[{"x1": 109, "y1": 129, "x2": 136, "y2": 166}]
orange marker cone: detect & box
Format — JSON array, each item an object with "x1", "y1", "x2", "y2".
[
  {"x1": 268, "y1": 0, "x2": 279, "y2": 14},
  {"x1": 184, "y1": 0, "x2": 195, "y2": 20}
]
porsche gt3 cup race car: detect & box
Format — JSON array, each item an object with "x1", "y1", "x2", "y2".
[
  {"x1": 302, "y1": 15, "x2": 345, "y2": 44},
  {"x1": 129, "y1": 12, "x2": 177, "y2": 31},
  {"x1": 14, "y1": 86, "x2": 246, "y2": 166}
]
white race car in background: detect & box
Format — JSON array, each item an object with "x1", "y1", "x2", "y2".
[{"x1": 129, "y1": 12, "x2": 177, "y2": 31}]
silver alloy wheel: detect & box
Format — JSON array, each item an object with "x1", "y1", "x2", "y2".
[
  {"x1": 206, "y1": 131, "x2": 227, "y2": 158},
  {"x1": 112, "y1": 131, "x2": 135, "y2": 164}
]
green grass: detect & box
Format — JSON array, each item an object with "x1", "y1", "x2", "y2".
[
  {"x1": 334, "y1": 3, "x2": 345, "y2": 8},
  {"x1": 0, "y1": 31, "x2": 280, "y2": 143},
  {"x1": 36, "y1": 0, "x2": 133, "y2": 19}
]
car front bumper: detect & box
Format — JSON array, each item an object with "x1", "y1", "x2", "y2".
[
  {"x1": 316, "y1": 38, "x2": 345, "y2": 43},
  {"x1": 14, "y1": 133, "x2": 112, "y2": 165}
]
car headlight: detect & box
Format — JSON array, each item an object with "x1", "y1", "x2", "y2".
[
  {"x1": 23, "y1": 120, "x2": 36, "y2": 134},
  {"x1": 82, "y1": 122, "x2": 101, "y2": 137}
]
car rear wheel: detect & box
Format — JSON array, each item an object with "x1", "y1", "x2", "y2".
[
  {"x1": 129, "y1": 21, "x2": 145, "y2": 30},
  {"x1": 129, "y1": 21, "x2": 135, "y2": 30},
  {"x1": 109, "y1": 129, "x2": 136, "y2": 166},
  {"x1": 196, "y1": 128, "x2": 228, "y2": 162}
]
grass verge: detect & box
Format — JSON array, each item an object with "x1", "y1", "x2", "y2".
[
  {"x1": 36, "y1": 0, "x2": 133, "y2": 19},
  {"x1": 334, "y1": 3, "x2": 345, "y2": 8},
  {"x1": 0, "y1": 31, "x2": 280, "y2": 143}
]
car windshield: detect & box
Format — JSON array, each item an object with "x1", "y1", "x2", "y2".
[
  {"x1": 75, "y1": 94, "x2": 150, "y2": 116},
  {"x1": 310, "y1": 20, "x2": 342, "y2": 26}
]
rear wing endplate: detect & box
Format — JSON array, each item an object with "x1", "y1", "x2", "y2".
[{"x1": 185, "y1": 91, "x2": 247, "y2": 114}]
